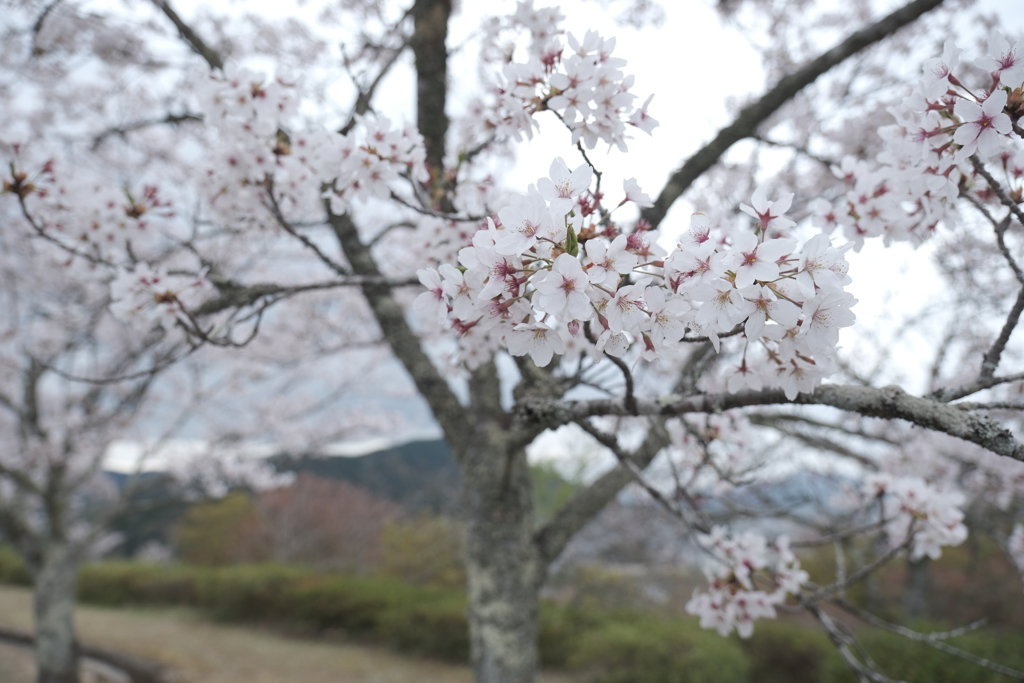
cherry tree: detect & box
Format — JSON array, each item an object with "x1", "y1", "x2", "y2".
[{"x1": 4, "y1": 0, "x2": 1024, "y2": 682}]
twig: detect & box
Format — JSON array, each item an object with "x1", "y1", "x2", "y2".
[
  {"x1": 387, "y1": 191, "x2": 484, "y2": 223},
  {"x1": 752, "y1": 133, "x2": 837, "y2": 168},
  {"x1": 151, "y1": 0, "x2": 224, "y2": 70},
  {"x1": 263, "y1": 175, "x2": 351, "y2": 277},
  {"x1": 931, "y1": 370, "x2": 1024, "y2": 403},
  {"x1": 811, "y1": 536, "x2": 910, "y2": 599},
  {"x1": 91, "y1": 112, "x2": 202, "y2": 151},
  {"x1": 603, "y1": 353, "x2": 637, "y2": 414},
  {"x1": 970, "y1": 155, "x2": 1024, "y2": 231},
  {"x1": 642, "y1": 0, "x2": 946, "y2": 230},
  {"x1": 978, "y1": 285, "x2": 1024, "y2": 381},
  {"x1": 575, "y1": 419, "x2": 685, "y2": 521},
  {"x1": 832, "y1": 598, "x2": 1024, "y2": 679}
]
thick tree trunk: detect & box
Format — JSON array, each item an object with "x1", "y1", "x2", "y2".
[
  {"x1": 462, "y1": 426, "x2": 543, "y2": 683},
  {"x1": 33, "y1": 544, "x2": 79, "y2": 683}
]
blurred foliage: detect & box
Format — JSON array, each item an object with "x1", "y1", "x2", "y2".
[
  {"x1": 568, "y1": 616, "x2": 751, "y2": 683},
  {"x1": 174, "y1": 491, "x2": 259, "y2": 566},
  {"x1": 5, "y1": 547, "x2": 1024, "y2": 681},
  {"x1": 0, "y1": 544, "x2": 31, "y2": 585},
  {"x1": 379, "y1": 512, "x2": 466, "y2": 587},
  {"x1": 530, "y1": 461, "x2": 580, "y2": 524}
]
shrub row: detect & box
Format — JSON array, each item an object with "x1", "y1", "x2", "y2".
[
  {"x1": 0, "y1": 545, "x2": 30, "y2": 585},
  {"x1": 73, "y1": 561, "x2": 748, "y2": 677},
  {"x1": 3, "y1": 550, "x2": 1024, "y2": 682}
]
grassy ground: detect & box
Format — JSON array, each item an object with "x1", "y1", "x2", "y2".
[{"x1": 0, "y1": 585, "x2": 571, "y2": 683}]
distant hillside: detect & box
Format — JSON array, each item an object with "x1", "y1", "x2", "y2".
[{"x1": 273, "y1": 439, "x2": 461, "y2": 512}]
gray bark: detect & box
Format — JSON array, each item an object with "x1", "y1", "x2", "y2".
[
  {"x1": 524, "y1": 384, "x2": 1024, "y2": 462},
  {"x1": 33, "y1": 543, "x2": 79, "y2": 683},
  {"x1": 463, "y1": 427, "x2": 542, "y2": 683}
]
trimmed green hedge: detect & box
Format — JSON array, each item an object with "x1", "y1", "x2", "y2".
[
  {"x1": 0, "y1": 545, "x2": 30, "y2": 585},
  {"x1": 3, "y1": 549, "x2": 1024, "y2": 682}
]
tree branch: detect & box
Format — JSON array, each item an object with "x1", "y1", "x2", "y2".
[
  {"x1": 971, "y1": 155, "x2": 1024, "y2": 231},
  {"x1": 832, "y1": 598, "x2": 1024, "y2": 679},
  {"x1": 978, "y1": 285, "x2": 1024, "y2": 382},
  {"x1": 930, "y1": 371, "x2": 1024, "y2": 403},
  {"x1": 91, "y1": 112, "x2": 202, "y2": 150},
  {"x1": 151, "y1": 0, "x2": 224, "y2": 70},
  {"x1": 410, "y1": 0, "x2": 451, "y2": 180},
  {"x1": 339, "y1": 11, "x2": 413, "y2": 136},
  {"x1": 533, "y1": 420, "x2": 666, "y2": 565},
  {"x1": 640, "y1": 0, "x2": 945, "y2": 230},
  {"x1": 518, "y1": 384, "x2": 1024, "y2": 461},
  {"x1": 192, "y1": 277, "x2": 417, "y2": 318},
  {"x1": 326, "y1": 206, "x2": 473, "y2": 458}
]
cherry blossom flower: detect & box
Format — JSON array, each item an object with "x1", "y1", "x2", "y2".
[
  {"x1": 794, "y1": 234, "x2": 852, "y2": 297},
  {"x1": 686, "y1": 528, "x2": 807, "y2": 638},
  {"x1": 725, "y1": 359, "x2": 764, "y2": 393},
  {"x1": 496, "y1": 186, "x2": 562, "y2": 256},
  {"x1": 110, "y1": 264, "x2": 210, "y2": 331},
  {"x1": 738, "y1": 284, "x2": 799, "y2": 339},
  {"x1": 584, "y1": 234, "x2": 636, "y2": 284},
  {"x1": 532, "y1": 252, "x2": 592, "y2": 321},
  {"x1": 693, "y1": 278, "x2": 755, "y2": 331},
  {"x1": 642, "y1": 285, "x2": 690, "y2": 353},
  {"x1": 537, "y1": 158, "x2": 593, "y2": 215},
  {"x1": 922, "y1": 40, "x2": 961, "y2": 100},
  {"x1": 976, "y1": 32, "x2": 1024, "y2": 88},
  {"x1": 798, "y1": 291, "x2": 857, "y2": 356},
  {"x1": 740, "y1": 187, "x2": 795, "y2": 236},
  {"x1": 603, "y1": 280, "x2": 649, "y2": 333},
  {"x1": 628, "y1": 94, "x2": 659, "y2": 135},
  {"x1": 622, "y1": 177, "x2": 653, "y2": 207},
  {"x1": 414, "y1": 268, "x2": 449, "y2": 325},
  {"x1": 507, "y1": 322, "x2": 565, "y2": 367},
  {"x1": 721, "y1": 233, "x2": 796, "y2": 288},
  {"x1": 953, "y1": 89, "x2": 1011, "y2": 160}
]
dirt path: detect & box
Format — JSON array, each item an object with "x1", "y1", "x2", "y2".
[{"x1": 0, "y1": 585, "x2": 570, "y2": 683}]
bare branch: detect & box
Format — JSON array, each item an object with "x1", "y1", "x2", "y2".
[
  {"x1": 151, "y1": 0, "x2": 224, "y2": 70},
  {"x1": 971, "y1": 155, "x2": 1024, "y2": 231},
  {"x1": 519, "y1": 384, "x2": 1024, "y2": 462},
  {"x1": 534, "y1": 420, "x2": 669, "y2": 565},
  {"x1": 833, "y1": 598, "x2": 1024, "y2": 679},
  {"x1": 193, "y1": 277, "x2": 418, "y2": 318},
  {"x1": 752, "y1": 133, "x2": 837, "y2": 168},
  {"x1": 804, "y1": 600, "x2": 907, "y2": 683},
  {"x1": 603, "y1": 353, "x2": 637, "y2": 414},
  {"x1": 326, "y1": 205, "x2": 473, "y2": 459},
  {"x1": 264, "y1": 176, "x2": 351, "y2": 277},
  {"x1": 339, "y1": 11, "x2": 413, "y2": 136},
  {"x1": 931, "y1": 370, "x2": 1024, "y2": 403},
  {"x1": 978, "y1": 285, "x2": 1024, "y2": 382},
  {"x1": 91, "y1": 112, "x2": 202, "y2": 151},
  {"x1": 641, "y1": 0, "x2": 945, "y2": 230},
  {"x1": 410, "y1": 0, "x2": 451, "y2": 176}
]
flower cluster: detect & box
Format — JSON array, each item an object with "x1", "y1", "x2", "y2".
[
  {"x1": 863, "y1": 473, "x2": 968, "y2": 561},
  {"x1": 109, "y1": 263, "x2": 212, "y2": 331},
  {"x1": 685, "y1": 528, "x2": 808, "y2": 638},
  {"x1": 418, "y1": 159, "x2": 857, "y2": 397},
  {"x1": 196, "y1": 68, "x2": 428, "y2": 225},
  {"x1": 473, "y1": 2, "x2": 658, "y2": 150},
  {"x1": 812, "y1": 34, "x2": 1024, "y2": 249},
  {"x1": 5, "y1": 158, "x2": 178, "y2": 264}
]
